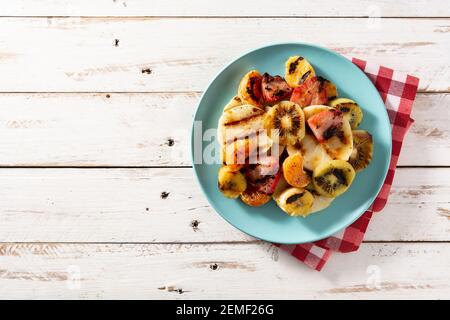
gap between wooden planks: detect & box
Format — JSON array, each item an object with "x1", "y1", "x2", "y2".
[
  {"x1": 2, "y1": 0, "x2": 450, "y2": 17},
  {"x1": 0, "y1": 18, "x2": 447, "y2": 92},
  {"x1": 0, "y1": 242, "x2": 448, "y2": 299},
  {"x1": 0, "y1": 167, "x2": 447, "y2": 242},
  {"x1": 0, "y1": 92, "x2": 447, "y2": 166}
]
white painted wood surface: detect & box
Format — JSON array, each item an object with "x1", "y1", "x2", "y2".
[
  {"x1": 0, "y1": 1, "x2": 449, "y2": 299},
  {"x1": 0, "y1": 243, "x2": 448, "y2": 299},
  {"x1": 0, "y1": 18, "x2": 448, "y2": 92},
  {"x1": 3, "y1": 0, "x2": 450, "y2": 17}
]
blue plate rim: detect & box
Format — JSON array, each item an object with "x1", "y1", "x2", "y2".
[{"x1": 190, "y1": 41, "x2": 392, "y2": 244}]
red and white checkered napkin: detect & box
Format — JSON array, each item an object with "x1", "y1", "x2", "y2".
[{"x1": 276, "y1": 58, "x2": 420, "y2": 271}]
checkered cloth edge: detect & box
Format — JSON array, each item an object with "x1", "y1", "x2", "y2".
[{"x1": 277, "y1": 58, "x2": 419, "y2": 271}]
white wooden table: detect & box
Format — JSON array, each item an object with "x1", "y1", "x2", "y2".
[{"x1": 0, "y1": 1, "x2": 449, "y2": 299}]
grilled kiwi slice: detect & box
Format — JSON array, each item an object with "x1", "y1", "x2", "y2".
[
  {"x1": 349, "y1": 130, "x2": 373, "y2": 171},
  {"x1": 285, "y1": 56, "x2": 316, "y2": 87},
  {"x1": 313, "y1": 160, "x2": 355, "y2": 197},
  {"x1": 277, "y1": 187, "x2": 314, "y2": 217},
  {"x1": 240, "y1": 189, "x2": 271, "y2": 207},
  {"x1": 282, "y1": 153, "x2": 311, "y2": 188},
  {"x1": 329, "y1": 98, "x2": 363, "y2": 129},
  {"x1": 264, "y1": 101, "x2": 305, "y2": 146},
  {"x1": 218, "y1": 166, "x2": 247, "y2": 199}
]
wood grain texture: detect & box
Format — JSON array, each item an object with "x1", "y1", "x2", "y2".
[
  {"x1": 0, "y1": 93, "x2": 447, "y2": 166},
  {"x1": 0, "y1": 5, "x2": 448, "y2": 300},
  {"x1": 0, "y1": 242, "x2": 448, "y2": 299},
  {"x1": 2, "y1": 1, "x2": 450, "y2": 17},
  {"x1": 0, "y1": 168, "x2": 447, "y2": 242},
  {"x1": 0, "y1": 18, "x2": 447, "y2": 92}
]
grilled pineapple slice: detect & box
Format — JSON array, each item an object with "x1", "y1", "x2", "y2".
[
  {"x1": 286, "y1": 133, "x2": 332, "y2": 171},
  {"x1": 223, "y1": 96, "x2": 243, "y2": 112},
  {"x1": 217, "y1": 104, "x2": 266, "y2": 147},
  {"x1": 222, "y1": 135, "x2": 272, "y2": 167},
  {"x1": 285, "y1": 56, "x2": 316, "y2": 88}
]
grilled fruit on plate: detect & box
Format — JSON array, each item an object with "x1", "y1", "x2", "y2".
[
  {"x1": 218, "y1": 166, "x2": 247, "y2": 199},
  {"x1": 240, "y1": 188, "x2": 271, "y2": 207},
  {"x1": 222, "y1": 135, "x2": 272, "y2": 167},
  {"x1": 307, "y1": 109, "x2": 353, "y2": 160},
  {"x1": 218, "y1": 104, "x2": 266, "y2": 146},
  {"x1": 285, "y1": 56, "x2": 316, "y2": 87},
  {"x1": 349, "y1": 130, "x2": 373, "y2": 171},
  {"x1": 310, "y1": 191, "x2": 334, "y2": 213},
  {"x1": 261, "y1": 73, "x2": 292, "y2": 104},
  {"x1": 238, "y1": 70, "x2": 263, "y2": 107},
  {"x1": 223, "y1": 96, "x2": 243, "y2": 112},
  {"x1": 264, "y1": 101, "x2": 305, "y2": 146},
  {"x1": 286, "y1": 133, "x2": 332, "y2": 171},
  {"x1": 245, "y1": 156, "x2": 281, "y2": 195},
  {"x1": 302, "y1": 105, "x2": 329, "y2": 120},
  {"x1": 276, "y1": 187, "x2": 314, "y2": 217},
  {"x1": 245, "y1": 155, "x2": 280, "y2": 182},
  {"x1": 329, "y1": 98, "x2": 363, "y2": 129},
  {"x1": 282, "y1": 153, "x2": 311, "y2": 188},
  {"x1": 313, "y1": 160, "x2": 355, "y2": 197},
  {"x1": 319, "y1": 77, "x2": 338, "y2": 100},
  {"x1": 272, "y1": 174, "x2": 289, "y2": 201},
  {"x1": 290, "y1": 76, "x2": 327, "y2": 107},
  {"x1": 307, "y1": 108, "x2": 343, "y2": 143}
]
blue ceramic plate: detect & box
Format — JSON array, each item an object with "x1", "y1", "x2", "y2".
[{"x1": 191, "y1": 43, "x2": 391, "y2": 244}]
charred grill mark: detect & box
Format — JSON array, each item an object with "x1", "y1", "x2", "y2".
[
  {"x1": 317, "y1": 76, "x2": 327, "y2": 91},
  {"x1": 286, "y1": 193, "x2": 304, "y2": 204},
  {"x1": 331, "y1": 169, "x2": 347, "y2": 186},
  {"x1": 247, "y1": 76, "x2": 260, "y2": 101},
  {"x1": 323, "y1": 125, "x2": 341, "y2": 140},
  {"x1": 338, "y1": 103, "x2": 353, "y2": 113},
  {"x1": 299, "y1": 70, "x2": 311, "y2": 84},
  {"x1": 262, "y1": 72, "x2": 273, "y2": 82},
  {"x1": 288, "y1": 56, "x2": 303, "y2": 74},
  {"x1": 223, "y1": 113, "x2": 264, "y2": 127}
]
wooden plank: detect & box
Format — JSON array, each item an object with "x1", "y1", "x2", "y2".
[
  {"x1": 0, "y1": 18, "x2": 447, "y2": 92},
  {"x1": 2, "y1": 1, "x2": 450, "y2": 17},
  {"x1": 0, "y1": 93, "x2": 447, "y2": 166},
  {"x1": 0, "y1": 168, "x2": 447, "y2": 242},
  {"x1": 0, "y1": 242, "x2": 448, "y2": 299}
]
